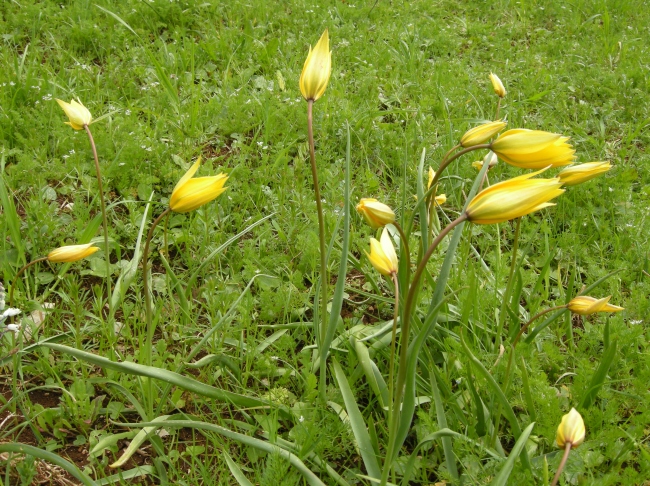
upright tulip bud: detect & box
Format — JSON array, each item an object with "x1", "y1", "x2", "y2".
[
  {"x1": 169, "y1": 157, "x2": 228, "y2": 213},
  {"x1": 460, "y1": 120, "x2": 507, "y2": 147},
  {"x1": 56, "y1": 99, "x2": 92, "y2": 130},
  {"x1": 489, "y1": 72, "x2": 506, "y2": 98},
  {"x1": 567, "y1": 295, "x2": 624, "y2": 315},
  {"x1": 556, "y1": 408, "x2": 585, "y2": 449},
  {"x1": 299, "y1": 29, "x2": 331, "y2": 102},
  {"x1": 557, "y1": 161, "x2": 612, "y2": 186},
  {"x1": 366, "y1": 228, "x2": 398, "y2": 277},
  {"x1": 47, "y1": 243, "x2": 100, "y2": 263},
  {"x1": 356, "y1": 198, "x2": 395, "y2": 229}
]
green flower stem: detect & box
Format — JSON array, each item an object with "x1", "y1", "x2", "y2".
[
  {"x1": 387, "y1": 271, "x2": 400, "y2": 425},
  {"x1": 307, "y1": 100, "x2": 329, "y2": 401},
  {"x1": 551, "y1": 442, "x2": 573, "y2": 486},
  {"x1": 8, "y1": 257, "x2": 48, "y2": 311},
  {"x1": 392, "y1": 222, "x2": 411, "y2": 289},
  {"x1": 428, "y1": 143, "x2": 490, "y2": 191},
  {"x1": 495, "y1": 216, "x2": 522, "y2": 348},
  {"x1": 143, "y1": 207, "x2": 173, "y2": 367},
  {"x1": 380, "y1": 213, "x2": 468, "y2": 486},
  {"x1": 495, "y1": 98, "x2": 502, "y2": 120},
  {"x1": 84, "y1": 125, "x2": 112, "y2": 336}
]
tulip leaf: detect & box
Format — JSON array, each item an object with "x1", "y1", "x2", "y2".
[
  {"x1": 95, "y1": 466, "x2": 155, "y2": 486},
  {"x1": 489, "y1": 422, "x2": 536, "y2": 486},
  {"x1": 331, "y1": 359, "x2": 382, "y2": 480},
  {"x1": 110, "y1": 415, "x2": 171, "y2": 468},
  {"x1": 352, "y1": 338, "x2": 388, "y2": 409},
  {"x1": 0, "y1": 443, "x2": 96, "y2": 486},
  {"x1": 223, "y1": 450, "x2": 254, "y2": 486},
  {"x1": 579, "y1": 338, "x2": 618, "y2": 409}
]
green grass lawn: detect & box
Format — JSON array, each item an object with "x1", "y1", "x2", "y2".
[{"x1": 1, "y1": 0, "x2": 649, "y2": 484}]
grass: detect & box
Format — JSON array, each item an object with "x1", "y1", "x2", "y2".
[{"x1": 1, "y1": 0, "x2": 649, "y2": 484}]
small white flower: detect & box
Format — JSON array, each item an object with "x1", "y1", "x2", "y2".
[
  {"x1": 6, "y1": 324, "x2": 20, "y2": 332},
  {"x1": 299, "y1": 416, "x2": 305, "y2": 423}
]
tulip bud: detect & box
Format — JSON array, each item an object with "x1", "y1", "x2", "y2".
[
  {"x1": 299, "y1": 29, "x2": 331, "y2": 102},
  {"x1": 56, "y1": 99, "x2": 92, "y2": 130},
  {"x1": 356, "y1": 198, "x2": 395, "y2": 229},
  {"x1": 434, "y1": 194, "x2": 446, "y2": 205},
  {"x1": 366, "y1": 228, "x2": 398, "y2": 277},
  {"x1": 556, "y1": 408, "x2": 585, "y2": 449},
  {"x1": 47, "y1": 243, "x2": 100, "y2": 263},
  {"x1": 169, "y1": 157, "x2": 229, "y2": 213},
  {"x1": 557, "y1": 162, "x2": 612, "y2": 186},
  {"x1": 460, "y1": 120, "x2": 507, "y2": 147},
  {"x1": 466, "y1": 167, "x2": 564, "y2": 224},
  {"x1": 489, "y1": 72, "x2": 506, "y2": 98},
  {"x1": 427, "y1": 167, "x2": 435, "y2": 191},
  {"x1": 567, "y1": 295, "x2": 624, "y2": 315},
  {"x1": 490, "y1": 129, "x2": 575, "y2": 169}
]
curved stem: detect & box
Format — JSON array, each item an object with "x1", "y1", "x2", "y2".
[
  {"x1": 143, "y1": 207, "x2": 173, "y2": 367},
  {"x1": 387, "y1": 272, "x2": 400, "y2": 422},
  {"x1": 392, "y1": 222, "x2": 411, "y2": 286},
  {"x1": 84, "y1": 125, "x2": 112, "y2": 332},
  {"x1": 551, "y1": 442, "x2": 573, "y2": 486},
  {"x1": 512, "y1": 305, "x2": 568, "y2": 349},
  {"x1": 307, "y1": 100, "x2": 329, "y2": 401},
  {"x1": 8, "y1": 257, "x2": 48, "y2": 310},
  {"x1": 428, "y1": 143, "x2": 491, "y2": 191},
  {"x1": 380, "y1": 213, "x2": 468, "y2": 485},
  {"x1": 494, "y1": 98, "x2": 502, "y2": 120}
]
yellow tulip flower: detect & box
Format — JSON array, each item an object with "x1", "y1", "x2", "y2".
[
  {"x1": 356, "y1": 198, "x2": 395, "y2": 229},
  {"x1": 427, "y1": 167, "x2": 435, "y2": 190},
  {"x1": 366, "y1": 228, "x2": 398, "y2": 277},
  {"x1": 47, "y1": 243, "x2": 100, "y2": 263},
  {"x1": 460, "y1": 120, "x2": 506, "y2": 147},
  {"x1": 490, "y1": 129, "x2": 575, "y2": 169},
  {"x1": 300, "y1": 29, "x2": 331, "y2": 102},
  {"x1": 56, "y1": 98, "x2": 92, "y2": 130},
  {"x1": 169, "y1": 157, "x2": 228, "y2": 213},
  {"x1": 557, "y1": 161, "x2": 612, "y2": 186},
  {"x1": 567, "y1": 295, "x2": 624, "y2": 315},
  {"x1": 434, "y1": 194, "x2": 447, "y2": 205},
  {"x1": 489, "y1": 72, "x2": 506, "y2": 98},
  {"x1": 465, "y1": 168, "x2": 564, "y2": 224},
  {"x1": 556, "y1": 408, "x2": 585, "y2": 449}
]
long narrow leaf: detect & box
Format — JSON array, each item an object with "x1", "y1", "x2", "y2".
[
  {"x1": 0, "y1": 443, "x2": 96, "y2": 486},
  {"x1": 490, "y1": 422, "x2": 536, "y2": 486},
  {"x1": 579, "y1": 339, "x2": 618, "y2": 409},
  {"x1": 352, "y1": 338, "x2": 388, "y2": 409},
  {"x1": 331, "y1": 359, "x2": 382, "y2": 479},
  {"x1": 96, "y1": 466, "x2": 155, "y2": 486},
  {"x1": 223, "y1": 451, "x2": 254, "y2": 486},
  {"x1": 38, "y1": 343, "x2": 269, "y2": 409}
]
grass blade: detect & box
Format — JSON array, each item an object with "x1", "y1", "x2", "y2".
[
  {"x1": 95, "y1": 466, "x2": 155, "y2": 485},
  {"x1": 352, "y1": 338, "x2": 388, "y2": 409},
  {"x1": 223, "y1": 450, "x2": 254, "y2": 486}
]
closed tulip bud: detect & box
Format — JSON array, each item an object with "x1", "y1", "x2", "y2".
[
  {"x1": 366, "y1": 228, "x2": 398, "y2": 277},
  {"x1": 356, "y1": 198, "x2": 395, "y2": 229},
  {"x1": 567, "y1": 295, "x2": 624, "y2": 315},
  {"x1": 460, "y1": 120, "x2": 507, "y2": 147},
  {"x1": 56, "y1": 99, "x2": 92, "y2": 130},
  {"x1": 466, "y1": 167, "x2": 564, "y2": 224},
  {"x1": 490, "y1": 129, "x2": 575, "y2": 169},
  {"x1": 557, "y1": 161, "x2": 612, "y2": 186},
  {"x1": 472, "y1": 151, "x2": 499, "y2": 171},
  {"x1": 556, "y1": 408, "x2": 585, "y2": 449},
  {"x1": 434, "y1": 194, "x2": 447, "y2": 205},
  {"x1": 427, "y1": 167, "x2": 435, "y2": 190},
  {"x1": 489, "y1": 72, "x2": 507, "y2": 98},
  {"x1": 169, "y1": 157, "x2": 228, "y2": 213},
  {"x1": 47, "y1": 243, "x2": 100, "y2": 263},
  {"x1": 300, "y1": 29, "x2": 331, "y2": 102}
]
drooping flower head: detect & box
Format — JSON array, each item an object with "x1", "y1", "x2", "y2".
[
  {"x1": 47, "y1": 243, "x2": 100, "y2": 263},
  {"x1": 567, "y1": 295, "x2": 624, "y2": 315},
  {"x1": 169, "y1": 157, "x2": 229, "y2": 213},
  {"x1": 366, "y1": 228, "x2": 398, "y2": 277},
  {"x1": 557, "y1": 161, "x2": 612, "y2": 186},
  {"x1": 489, "y1": 73, "x2": 506, "y2": 98},
  {"x1": 300, "y1": 29, "x2": 331, "y2": 102},
  {"x1": 460, "y1": 120, "x2": 507, "y2": 147},
  {"x1": 556, "y1": 408, "x2": 586, "y2": 449},
  {"x1": 490, "y1": 129, "x2": 575, "y2": 169},
  {"x1": 466, "y1": 167, "x2": 565, "y2": 224},
  {"x1": 56, "y1": 98, "x2": 92, "y2": 130},
  {"x1": 356, "y1": 198, "x2": 395, "y2": 229}
]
